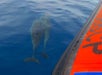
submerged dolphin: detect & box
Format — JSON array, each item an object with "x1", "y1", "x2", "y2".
[{"x1": 24, "y1": 15, "x2": 51, "y2": 63}]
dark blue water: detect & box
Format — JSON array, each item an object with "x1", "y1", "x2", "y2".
[{"x1": 0, "y1": 0, "x2": 99, "y2": 75}]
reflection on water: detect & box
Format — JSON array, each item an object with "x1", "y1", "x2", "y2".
[{"x1": 24, "y1": 14, "x2": 51, "y2": 63}]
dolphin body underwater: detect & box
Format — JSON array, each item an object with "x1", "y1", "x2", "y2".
[{"x1": 24, "y1": 15, "x2": 51, "y2": 63}]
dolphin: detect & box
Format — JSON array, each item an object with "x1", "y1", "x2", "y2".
[
  {"x1": 24, "y1": 15, "x2": 51, "y2": 63},
  {"x1": 39, "y1": 15, "x2": 51, "y2": 58}
]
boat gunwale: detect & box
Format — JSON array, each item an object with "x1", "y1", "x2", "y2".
[{"x1": 52, "y1": 0, "x2": 102, "y2": 75}]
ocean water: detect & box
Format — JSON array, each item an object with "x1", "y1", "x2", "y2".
[{"x1": 0, "y1": 0, "x2": 99, "y2": 75}]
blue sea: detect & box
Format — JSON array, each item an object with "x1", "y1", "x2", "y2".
[{"x1": 0, "y1": 0, "x2": 99, "y2": 75}]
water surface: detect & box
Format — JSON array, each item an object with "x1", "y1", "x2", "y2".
[{"x1": 0, "y1": 0, "x2": 99, "y2": 75}]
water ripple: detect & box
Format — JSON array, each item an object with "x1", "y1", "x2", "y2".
[{"x1": 0, "y1": 0, "x2": 99, "y2": 75}]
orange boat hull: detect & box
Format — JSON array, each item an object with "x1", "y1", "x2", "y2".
[{"x1": 53, "y1": 1, "x2": 102, "y2": 75}]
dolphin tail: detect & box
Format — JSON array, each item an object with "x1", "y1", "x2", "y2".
[
  {"x1": 24, "y1": 57, "x2": 40, "y2": 64},
  {"x1": 41, "y1": 52, "x2": 48, "y2": 59}
]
